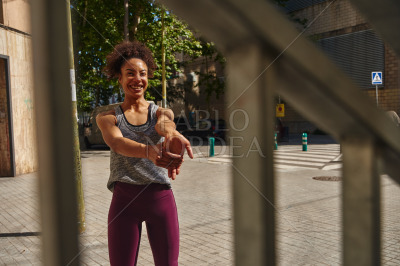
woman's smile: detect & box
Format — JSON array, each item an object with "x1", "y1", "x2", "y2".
[
  {"x1": 129, "y1": 84, "x2": 144, "y2": 92},
  {"x1": 119, "y1": 58, "x2": 148, "y2": 99}
]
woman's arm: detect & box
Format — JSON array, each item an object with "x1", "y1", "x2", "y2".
[
  {"x1": 96, "y1": 110, "x2": 182, "y2": 168},
  {"x1": 155, "y1": 108, "x2": 193, "y2": 158},
  {"x1": 155, "y1": 108, "x2": 193, "y2": 179}
]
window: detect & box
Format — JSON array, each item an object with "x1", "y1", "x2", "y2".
[{"x1": 317, "y1": 30, "x2": 385, "y2": 89}]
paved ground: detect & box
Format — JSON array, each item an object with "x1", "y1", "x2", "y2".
[{"x1": 0, "y1": 138, "x2": 399, "y2": 265}]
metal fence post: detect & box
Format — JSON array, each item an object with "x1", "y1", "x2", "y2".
[
  {"x1": 30, "y1": 0, "x2": 80, "y2": 265},
  {"x1": 342, "y1": 136, "x2": 381, "y2": 265},
  {"x1": 227, "y1": 43, "x2": 276, "y2": 266}
]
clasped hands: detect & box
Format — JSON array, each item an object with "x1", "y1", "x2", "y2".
[{"x1": 147, "y1": 133, "x2": 193, "y2": 180}]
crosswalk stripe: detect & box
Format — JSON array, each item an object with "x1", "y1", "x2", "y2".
[
  {"x1": 322, "y1": 163, "x2": 342, "y2": 170},
  {"x1": 274, "y1": 159, "x2": 324, "y2": 167},
  {"x1": 274, "y1": 155, "x2": 333, "y2": 162},
  {"x1": 208, "y1": 158, "x2": 232, "y2": 163},
  {"x1": 276, "y1": 149, "x2": 339, "y2": 154},
  {"x1": 192, "y1": 144, "x2": 342, "y2": 171},
  {"x1": 274, "y1": 164, "x2": 320, "y2": 170},
  {"x1": 274, "y1": 153, "x2": 336, "y2": 159}
]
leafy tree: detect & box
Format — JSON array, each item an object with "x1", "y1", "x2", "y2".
[
  {"x1": 71, "y1": 0, "x2": 124, "y2": 112},
  {"x1": 71, "y1": 0, "x2": 308, "y2": 113},
  {"x1": 71, "y1": 0, "x2": 203, "y2": 112},
  {"x1": 195, "y1": 39, "x2": 226, "y2": 104}
]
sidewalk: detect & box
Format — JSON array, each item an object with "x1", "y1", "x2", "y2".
[{"x1": 0, "y1": 146, "x2": 399, "y2": 265}]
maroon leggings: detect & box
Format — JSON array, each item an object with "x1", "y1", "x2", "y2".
[{"x1": 108, "y1": 182, "x2": 179, "y2": 266}]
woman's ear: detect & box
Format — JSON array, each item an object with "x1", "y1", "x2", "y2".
[{"x1": 118, "y1": 74, "x2": 122, "y2": 84}]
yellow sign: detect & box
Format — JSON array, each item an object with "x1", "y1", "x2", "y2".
[{"x1": 276, "y1": 104, "x2": 285, "y2": 117}]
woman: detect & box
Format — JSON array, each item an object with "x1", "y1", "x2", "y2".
[{"x1": 97, "y1": 41, "x2": 193, "y2": 266}]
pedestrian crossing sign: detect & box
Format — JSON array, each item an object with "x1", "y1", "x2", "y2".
[{"x1": 372, "y1": 72, "x2": 383, "y2": 85}]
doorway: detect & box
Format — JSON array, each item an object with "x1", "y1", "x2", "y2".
[{"x1": 0, "y1": 56, "x2": 16, "y2": 177}]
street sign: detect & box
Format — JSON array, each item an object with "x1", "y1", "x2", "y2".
[
  {"x1": 276, "y1": 104, "x2": 285, "y2": 117},
  {"x1": 372, "y1": 72, "x2": 383, "y2": 85}
]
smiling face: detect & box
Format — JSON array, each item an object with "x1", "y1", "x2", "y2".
[{"x1": 118, "y1": 58, "x2": 148, "y2": 99}]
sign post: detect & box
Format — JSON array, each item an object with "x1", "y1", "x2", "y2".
[{"x1": 371, "y1": 72, "x2": 383, "y2": 107}]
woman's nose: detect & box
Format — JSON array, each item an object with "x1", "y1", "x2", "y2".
[{"x1": 131, "y1": 73, "x2": 141, "y2": 81}]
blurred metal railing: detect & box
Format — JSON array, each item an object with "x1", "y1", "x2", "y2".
[
  {"x1": 31, "y1": 0, "x2": 79, "y2": 265},
  {"x1": 30, "y1": 0, "x2": 400, "y2": 265}
]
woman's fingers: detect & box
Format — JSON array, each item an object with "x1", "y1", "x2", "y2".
[
  {"x1": 155, "y1": 158, "x2": 182, "y2": 168},
  {"x1": 157, "y1": 154, "x2": 183, "y2": 163},
  {"x1": 185, "y1": 144, "x2": 194, "y2": 159},
  {"x1": 162, "y1": 151, "x2": 183, "y2": 159},
  {"x1": 153, "y1": 146, "x2": 186, "y2": 179},
  {"x1": 170, "y1": 168, "x2": 177, "y2": 180},
  {"x1": 167, "y1": 167, "x2": 177, "y2": 180}
]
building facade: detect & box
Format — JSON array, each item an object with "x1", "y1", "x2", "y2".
[
  {"x1": 168, "y1": 51, "x2": 226, "y2": 125},
  {"x1": 0, "y1": 0, "x2": 37, "y2": 176},
  {"x1": 282, "y1": 0, "x2": 400, "y2": 133}
]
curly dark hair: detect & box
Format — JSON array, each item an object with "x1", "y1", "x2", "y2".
[{"x1": 104, "y1": 41, "x2": 157, "y2": 79}]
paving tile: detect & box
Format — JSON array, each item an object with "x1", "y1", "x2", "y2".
[{"x1": 0, "y1": 147, "x2": 399, "y2": 265}]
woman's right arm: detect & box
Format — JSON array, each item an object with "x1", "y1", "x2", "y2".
[{"x1": 96, "y1": 110, "x2": 149, "y2": 158}]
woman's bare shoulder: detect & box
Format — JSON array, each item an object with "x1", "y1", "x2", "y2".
[
  {"x1": 96, "y1": 110, "x2": 117, "y2": 125},
  {"x1": 97, "y1": 109, "x2": 116, "y2": 118}
]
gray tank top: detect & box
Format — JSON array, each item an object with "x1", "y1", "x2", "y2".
[{"x1": 107, "y1": 103, "x2": 169, "y2": 191}]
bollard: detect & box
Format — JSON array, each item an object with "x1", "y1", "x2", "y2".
[
  {"x1": 302, "y1": 132, "x2": 308, "y2": 151},
  {"x1": 209, "y1": 137, "x2": 215, "y2": 157},
  {"x1": 274, "y1": 133, "x2": 278, "y2": 150}
]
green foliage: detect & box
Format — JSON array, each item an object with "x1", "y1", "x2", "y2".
[
  {"x1": 134, "y1": 4, "x2": 203, "y2": 102},
  {"x1": 71, "y1": 0, "x2": 124, "y2": 112},
  {"x1": 71, "y1": 0, "x2": 208, "y2": 112},
  {"x1": 195, "y1": 38, "x2": 226, "y2": 103},
  {"x1": 71, "y1": 0, "x2": 309, "y2": 113}
]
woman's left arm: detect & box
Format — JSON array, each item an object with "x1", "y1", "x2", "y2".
[{"x1": 155, "y1": 108, "x2": 194, "y2": 179}]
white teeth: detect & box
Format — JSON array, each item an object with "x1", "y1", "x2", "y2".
[{"x1": 130, "y1": 86, "x2": 143, "y2": 90}]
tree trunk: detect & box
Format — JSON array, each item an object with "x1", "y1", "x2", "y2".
[
  {"x1": 130, "y1": 3, "x2": 142, "y2": 41},
  {"x1": 82, "y1": 0, "x2": 88, "y2": 27},
  {"x1": 124, "y1": 0, "x2": 129, "y2": 40},
  {"x1": 131, "y1": 14, "x2": 141, "y2": 41},
  {"x1": 95, "y1": 86, "x2": 100, "y2": 106},
  {"x1": 161, "y1": 9, "x2": 166, "y2": 107}
]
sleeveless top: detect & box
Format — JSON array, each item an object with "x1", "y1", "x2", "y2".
[{"x1": 107, "y1": 103, "x2": 170, "y2": 192}]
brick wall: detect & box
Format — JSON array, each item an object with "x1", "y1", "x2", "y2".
[
  {"x1": 363, "y1": 46, "x2": 400, "y2": 112},
  {"x1": 283, "y1": 0, "x2": 400, "y2": 133},
  {"x1": 292, "y1": 0, "x2": 367, "y2": 36}
]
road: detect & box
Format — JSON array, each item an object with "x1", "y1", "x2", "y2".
[{"x1": 0, "y1": 142, "x2": 399, "y2": 265}]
